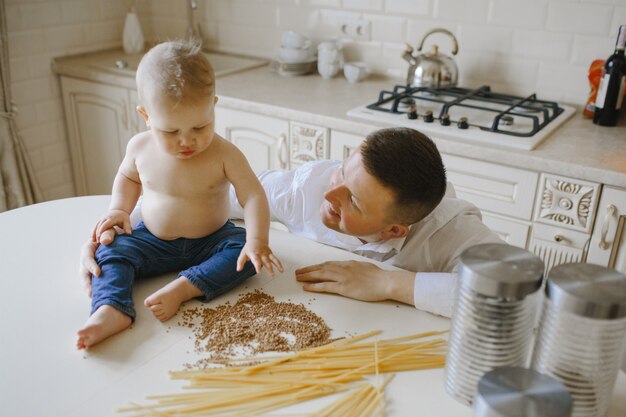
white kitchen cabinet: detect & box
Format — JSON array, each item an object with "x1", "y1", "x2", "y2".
[
  {"x1": 587, "y1": 186, "x2": 626, "y2": 274},
  {"x1": 329, "y1": 130, "x2": 365, "y2": 160},
  {"x1": 214, "y1": 107, "x2": 289, "y2": 173},
  {"x1": 60, "y1": 77, "x2": 135, "y2": 195}
]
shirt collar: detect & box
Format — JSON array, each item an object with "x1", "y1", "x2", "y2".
[{"x1": 334, "y1": 232, "x2": 407, "y2": 255}]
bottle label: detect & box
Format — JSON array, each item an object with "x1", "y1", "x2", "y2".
[
  {"x1": 617, "y1": 76, "x2": 626, "y2": 110},
  {"x1": 594, "y1": 73, "x2": 609, "y2": 109}
]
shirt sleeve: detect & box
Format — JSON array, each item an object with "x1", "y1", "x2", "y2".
[
  {"x1": 413, "y1": 272, "x2": 458, "y2": 318},
  {"x1": 229, "y1": 169, "x2": 293, "y2": 223}
]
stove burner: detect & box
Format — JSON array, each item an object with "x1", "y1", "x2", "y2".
[
  {"x1": 397, "y1": 97, "x2": 415, "y2": 112},
  {"x1": 365, "y1": 85, "x2": 565, "y2": 138}
]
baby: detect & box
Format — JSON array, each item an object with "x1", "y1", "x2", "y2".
[{"x1": 77, "y1": 40, "x2": 283, "y2": 349}]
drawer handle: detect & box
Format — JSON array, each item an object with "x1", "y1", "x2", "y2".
[
  {"x1": 277, "y1": 133, "x2": 288, "y2": 170},
  {"x1": 554, "y1": 234, "x2": 565, "y2": 243},
  {"x1": 599, "y1": 204, "x2": 617, "y2": 250}
]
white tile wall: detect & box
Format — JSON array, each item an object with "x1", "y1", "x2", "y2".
[
  {"x1": 7, "y1": 0, "x2": 142, "y2": 201},
  {"x1": 7, "y1": 0, "x2": 624, "y2": 199},
  {"x1": 145, "y1": 0, "x2": 620, "y2": 106}
]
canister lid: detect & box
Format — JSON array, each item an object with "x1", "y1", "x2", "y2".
[
  {"x1": 459, "y1": 243, "x2": 544, "y2": 298},
  {"x1": 546, "y1": 263, "x2": 626, "y2": 319},
  {"x1": 474, "y1": 367, "x2": 572, "y2": 417}
]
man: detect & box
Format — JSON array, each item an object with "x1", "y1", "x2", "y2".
[{"x1": 81, "y1": 127, "x2": 501, "y2": 317}]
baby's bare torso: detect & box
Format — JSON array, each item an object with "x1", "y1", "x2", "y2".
[{"x1": 133, "y1": 134, "x2": 231, "y2": 240}]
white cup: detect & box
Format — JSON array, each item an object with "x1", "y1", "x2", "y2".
[
  {"x1": 281, "y1": 31, "x2": 308, "y2": 49},
  {"x1": 318, "y1": 48, "x2": 340, "y2": 63},
  {"x1": 318, "y1": 61, "x2": 340, "y2": 79},
  {"x1": 343, "y1": 61, "x2": 368, "y2": 83},
  {"x1": 317, "y1": 40, "x2": 339, "y2": 51}
]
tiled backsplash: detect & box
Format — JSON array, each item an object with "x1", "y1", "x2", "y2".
[
  {"x1": 146, "y1": 0, "x2": 625, "y2": 104},
  {"x1": 6, "y1": 0, "x2": 626, "y2": 200}
]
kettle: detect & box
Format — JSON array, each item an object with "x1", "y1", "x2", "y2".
[{"x1": 402, "y1": 28, "x2": 459, "y2": 88}]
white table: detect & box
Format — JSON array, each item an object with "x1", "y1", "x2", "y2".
[{"x1": 0, "y1": 196, "x2": 624, "y2": 417}]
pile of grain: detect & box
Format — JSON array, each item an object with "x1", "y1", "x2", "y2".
[{"x1": 178, "y1": 289, "x2": 333, "y2": 368}]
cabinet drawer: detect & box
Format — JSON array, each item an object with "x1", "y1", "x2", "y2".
[
  {"x1": 441, "y1": 154, "x2": 538, "y2": 220},
  {"x1": 529, "y1": 224, "x2": 590, "y2": 273}
]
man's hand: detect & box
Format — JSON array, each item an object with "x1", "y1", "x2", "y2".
[
  {"x1": 295, "y1": 261, "x2": 415, "y2": 305},
  {"x1": 236, "y1": 238, "x2": 284, "y2": 277}
]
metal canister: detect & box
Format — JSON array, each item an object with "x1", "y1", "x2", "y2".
[
  {"x1": 531, "y1": 263, "x2": 626, "y2": 417},
  {"x1": 474, "y1": 366, "x2": 572, "y2": 417},
  {"x1": 445, "y1": 243, "x2": 544, "y2": 405}
]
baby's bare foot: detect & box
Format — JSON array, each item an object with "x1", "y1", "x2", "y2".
[
  {"x1": 76, "y1": 305, "x2": 132, "y2": 350},
  {"x1": 144, "y1": 277, "x2": 202, "y2": 322}
]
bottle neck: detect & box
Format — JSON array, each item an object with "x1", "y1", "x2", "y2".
[{"x1": 615, "y1": 25, "x2": 626, "y2": 52}]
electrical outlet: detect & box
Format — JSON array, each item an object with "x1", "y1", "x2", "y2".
[{"x1": 338, "y1": 18, "x2": 371, "y2": 41}]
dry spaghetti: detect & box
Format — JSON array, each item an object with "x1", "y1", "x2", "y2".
[{"x1": 118, "y1": 330, "x2": 447, "y2": 416}]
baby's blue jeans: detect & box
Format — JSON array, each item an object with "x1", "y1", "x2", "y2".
[{"x1": 91, "y1": 220, "x2": 255, "y2": 321}]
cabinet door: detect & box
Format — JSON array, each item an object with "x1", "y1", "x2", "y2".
[
  {"x1": 587, "y1": 186, "x2": 626, "y2": 274},
  {"x1": 215, "y1": 107, "x2": 289, "y2": 173},
  {"x1": 329, "y1": 130, "x2": 363, "y2": 160},
  {"x1": 61, "y1": 77, "x2": 132, "y2": 195}
]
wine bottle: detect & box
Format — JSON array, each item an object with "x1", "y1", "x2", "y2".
[{"x1": 593, "y1": 25, "x2": 626, "y2": 126}]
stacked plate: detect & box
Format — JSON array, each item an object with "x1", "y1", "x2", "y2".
[{"x1": 272, "y1": 31, "x2": 316, "y2": 77}]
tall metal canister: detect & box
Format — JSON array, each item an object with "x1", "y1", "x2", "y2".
[
  {"x1": 531, "y1": 263, "x2": 626, "y2": 417},
  {"x1": 445, "y1": 243, "x2": 544, "y2": 405}
]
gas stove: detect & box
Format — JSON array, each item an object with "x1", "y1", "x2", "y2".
[{"x1": 347, "y1": 85, "x2": 576, "y2": 151}]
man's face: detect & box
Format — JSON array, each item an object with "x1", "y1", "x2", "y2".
[{"x1": 319, "y1": 150, "x2": 397, "y2": 241}]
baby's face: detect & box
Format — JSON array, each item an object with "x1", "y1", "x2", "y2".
[{"x1": 145, "y1": 93, "x2": 218, "y2": 159}]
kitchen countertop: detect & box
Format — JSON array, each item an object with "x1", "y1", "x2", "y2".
[
  {"x1": 52, "y1": 48, "x2": 626, "y2": 188},
  {"x1": 1, "y1": 196, "x2": 625, "y2": 417}
]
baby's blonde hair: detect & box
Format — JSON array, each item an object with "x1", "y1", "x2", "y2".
[{"x1": 136, "y1": 40, "x2": 215, "y2": 105}]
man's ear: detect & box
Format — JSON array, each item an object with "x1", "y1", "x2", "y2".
[
  {"x1": 214, "y1": 95, "x2": 219, "y2": 105},
  {"x1": 380, "y1": 223, "x2": 409, "y2": 240},
  {"x1": 136, "y1": 105, "x2": 149, "y2": 126}
]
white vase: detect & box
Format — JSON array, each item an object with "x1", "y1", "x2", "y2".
[{"x1": 122, "y1": 10, "x2": 144, "y2": 55}]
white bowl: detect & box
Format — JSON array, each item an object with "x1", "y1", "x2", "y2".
[
  {"x1": 343, "y1": 61, "x2": 368, "y2": 83},
  {"x1": 279, "y1": 46, "x2": 313, "y2": 63}
]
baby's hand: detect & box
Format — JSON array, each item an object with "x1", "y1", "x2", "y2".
[
  {"x1": 92, "y1": 209, "x2": 132, "y2": 244},
  {"x1": 237, "y1": 239, "x2": 284, "y2": 277}
]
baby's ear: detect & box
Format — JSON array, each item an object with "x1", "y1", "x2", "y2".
[{"x1": 214, "y1": 95, "x2": 219, "y2": 105}]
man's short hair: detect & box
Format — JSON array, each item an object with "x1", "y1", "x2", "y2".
[{"x1": 360, "y1": 127, "x2": 447, "y2": 225}]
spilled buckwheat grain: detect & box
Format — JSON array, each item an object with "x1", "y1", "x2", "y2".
[{"x1": 178, "y1": 290, "x2": 333, "y2": 369}]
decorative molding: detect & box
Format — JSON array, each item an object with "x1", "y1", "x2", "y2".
[
  {"x1": 536, "y1": 175, "x2": 599, "y2": 233},
  {"x1": 290, "y1": 122, "x2": 329, "y2": 164}
]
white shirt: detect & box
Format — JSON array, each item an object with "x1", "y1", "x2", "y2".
[{"x1": 229, "y1": 160, "x2": 502, "y2": 317}]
